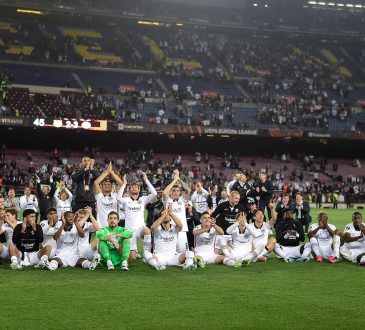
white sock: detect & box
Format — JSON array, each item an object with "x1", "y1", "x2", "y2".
[
  {"x1": 82, "y1": 260, "x2": 91, "y2": 269},
  {"x1": 106, "y1": 260, "x2": 113, "y2": 267},
  {"x1": 274, "y1": 243, "x2": 287, "y2": 259},
  {"x1": 184, "y1": 250, "x2": 194, "y2": 267},
  {"x1": 302, "y1": 242, "x2": 312, "y2": 258},
  {"x1": 333, "y1": 235, "x2": 340, "y2": 258},
  {"x1": 143, "y1": 235, "x2": 152, "y2": 253},
  {"x1": 223, "y1": 258, "x2": 235, "y2": 266},
  {"x1": 258, "y1": 247, "x2": 269, "y2": 258},
  {"x1": 310, "y1": 237, "x2": 320, "y2": 256},
  {"x1": 11, "y1": 256, "x2": 18, "y2": 263},
  {"x1": 40, "y1": 255, "x2": 48, "y2": 262},
  {"x1": 148, "y1": 258, "x2": 159, "y2": 269},
  {"x1": 50, "y1": 260, "x2": 59, "y2": 270}
]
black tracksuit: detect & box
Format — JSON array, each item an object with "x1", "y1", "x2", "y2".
[
  {"x1": 276, "y1": 219, "x2": 305, "y2": 247},
  {"x1": 211, "y1": 201, "x2": 244, "y2": 234},
  {"x1": 12, "y1": 224, "x2": 44, "y2": 254},
  {"x1": 37, "y1": 182, "x2": 56, "y2": 221}
]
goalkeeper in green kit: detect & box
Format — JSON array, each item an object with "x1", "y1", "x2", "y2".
[{"x1": 96, "y1": 211, "x2": 133, "y2": 270}]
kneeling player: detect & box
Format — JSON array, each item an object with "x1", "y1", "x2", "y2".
[
  {"x1": 340, "y1": 212, "x2": 365, "y2": 265},
  {"x1": 221, "y1": 212, "x2": 263, "y2": 266},
  {"x1": 193, "y1": 212, "x2": 237, "y2": 267},
  {"x1": 245, "y1": 205, "x2": 277, "y2": 262},
  {"x1": 10, "y1": 209, "x2": 52, "y2": 269},
  {"x1": 76, "y1": 207, "x2": 100, "y2": 268},
  {"x1": 96, "y1": 211, "x2": 133, "y2": 270},
  {"x1": 48, "y1": 211, "x2": 97, "y2": 270},
  {"x1": 274, "y1": 210, "x2": 311, "y2": 262},
  {"x1": 308, "y1": 212, "x2": 340, "y2": 263},
  {"x1": 145, "y1": 206, "x2": 194, "y2": 271}
]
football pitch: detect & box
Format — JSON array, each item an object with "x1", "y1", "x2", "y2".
[{"x1": 1, "y1": 208, "x2": 364, "y2": 329}]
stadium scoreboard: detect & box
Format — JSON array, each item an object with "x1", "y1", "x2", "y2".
[{"x1": 32, "y1": 118, "x2": 108, "y2": 131}]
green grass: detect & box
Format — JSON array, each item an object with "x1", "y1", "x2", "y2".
[{"x1": 1, "y1": 209, "x2": 364, "y2": 329}]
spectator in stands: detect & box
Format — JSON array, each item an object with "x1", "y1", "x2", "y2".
[
  {"x1": 4, "y1": 188, "x2": 19, "y2": 210},
  {"x1": 19, "y1": 187, "x2": 38, "y2": 214}
]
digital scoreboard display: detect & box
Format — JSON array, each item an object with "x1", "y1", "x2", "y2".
[{"x1": 32, "y1": 118, "x2": 108, "y2": 131}]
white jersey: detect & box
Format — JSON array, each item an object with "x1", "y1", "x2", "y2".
[
  {"x1": 1, "y1": 222, "x2": 21, "y2": 245},
  {"x1": 54, "y1": 187, "x2": 73, "y2": 219},
  {"x1": 55, "y1": 224, "x2": 80, "y2": 254},
  {"x1": 309, "y1": 223, "x2": 336, "y2": 245},
  {"x1": 190, "y1": 190, "x2": 209, "y2": 214},
  {"x1": 194, "y1": 225, "x2": 218, "y2": 254},
  {"x1": 95, "y1": 191, "x2": 121, "y2": 227},
  {"x1": 153, "y1": 223, "x2": 179, "y2": 254},
  {"x1": 344, "y1": 223, "x2": 365, "y2": 249},
  {"x1": 230, "y1": 227, "x2": 252, "y2": 250},
  {"x1": 19, "y1": 195, "x2": 38, "y2": 212},
  {"x1": 246, "y1": 222, "x2": 271, "y2": 245},
  {"x1": 117, "y1": 180, "x2": 156, "y2": 231},
  {"x1": 40, "y1": 220, "x2": 60, "y2": 249},
  {"x1": 164, "y1": 196, "x2": 188, "y2": 231},
  {"x1": 78, "y1": 222, "x2": 94, "y2": 248}
]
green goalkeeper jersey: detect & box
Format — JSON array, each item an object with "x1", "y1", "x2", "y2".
[{"x1": 96, "y1": 226, "x2": 132, "y2": 250}]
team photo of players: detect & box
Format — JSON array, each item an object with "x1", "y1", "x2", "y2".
[{"x1": 1, "y1": 160, "x2": 365, "y2": 271}]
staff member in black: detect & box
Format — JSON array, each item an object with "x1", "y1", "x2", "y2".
[
  {"x1": 275, "y1": 193, "x2": 291, "y2": 227},
  {"x1": 291, "y1": 192, "x2": 312, "y2": 234},
  {"x1": 227, "y1": 172, "x2": 252, "y2": 211},
  {"x1": 71, "y1": 156, "x2": 100, "y2": 217},
  {"x1": 35, "y1": 172, "x2": 56, "y2": 221},
  {"x1": 255, "y1": 171, "x2": 274, "y2": 220},
  {"x1": 186, "y1": 201, "x2": 200, "y2": 250}
]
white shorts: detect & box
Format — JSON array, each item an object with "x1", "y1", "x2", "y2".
[
  {"x1": 19, "y1": 251, "x2": 41, "y2": 266},
  {"x1": 341, "y1": 244, "x2": 365, "y2": 263},
  {"x1": 318, "y1": 243, "x2": 335, "y2": 259},
  {"x1": 277, "y1": 245, "x2": 302, "y2": 258},
  {"x1": 253, "y1": 238, "x2": 268, "y2": 249},
  {"x1": 129, "y1": 227, "x2": 144, "y2": 251},
  {"x1": 230, "y1": 246, "x2": 252, "y2": 260},
  {"x1": 55, "y1": 252, "x2": 80, "y2": 267},
  {"x1": 215, "y1": 235, "x2": 232, "y2": 249},
  {"x1": 154, "y1": 252, "x2": 184, "y2": 266},
  {"x1": 176, "y1": 232, "x2": 188, "y2": 253},
  {"x1": 79, "y1": 246, "x2": 96, "y2": 260},
  {"x1": 0, "y1": 245, "x2": 10, "y2": 260},
  {"x1": 196, "y1": 250, "x2": 221, "y2": 264}
]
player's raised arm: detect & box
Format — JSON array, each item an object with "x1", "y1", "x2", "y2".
[
  {"x1": 74, "y1": 213, "x2": 85, "y2": 238},
  {"x1": 93, "y1": 163, "x2": 111, "y2": 194},
  {"x1": 150, "y1": 210, "x2": 168, "y2": 233},
  {"x1": 268, "y1": 202, "x2": 277, "y2": 227},
  {"x1": 162, "y1": 170, "x2": 179, "y2": 200}
]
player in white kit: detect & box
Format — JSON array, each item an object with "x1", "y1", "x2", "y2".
[
  {"x1": 0, "y1": 208, "x2": 21, "y2": 260},
  {"x1": 117, "y1": 171, "x2": 157, "y2": 259},
  {"x1": 54, "y1": 182, "x2": 73, "y2": 220},
  {"x1": 193, "y1": 212, "x2": 237, "y2": 267},
  {"x1": 48, "y1": 211, "x2": 97, "y2": 270},
  {"x1": 94, "y1": 162, "x2": 124, "y2": 227},
  {"x1": 162, "y1": 170, "x2": 191, "y2": 253},
  {"x1": 145, "y1": 206, "x2": 195, "y2": 270},
  {"x1": 39, "y1": 207, "x2": 59, "y2": 260},
  {"x1": 190, "y1": 181, "x2": 210, "y2": 215},
  {"x1": 340, "y1": 212, "x2": 365, "y2": 265},
  {"x1": 244, "y1": 204, "x2": 277, "y2": 262},
  {"x1": 76, "y1": 207, "x2": 100, "y2": 266},
  {"x1": 223, "y1": 212, "x2": 264, "y2": 266},
  {"x1": 308, "y1": 212, "x2": 340, "y2": 263}
]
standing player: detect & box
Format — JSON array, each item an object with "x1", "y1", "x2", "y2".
[
  {"x1": 308, "y1": 212, "x2": 340, "y2": 263},
  {"x1": 244, "y1": 203, "x2": 277, "y2": 262},
  {"x1": 96, "y1": 211, "x2": 133, "y2": 270},
  {"x1": 10, "y1": 209, "x2": 52, "y2": 269},
  {"x1": 255, "y1": 171, "x2": 274, "y2": 220},
  {"x1": 54, "y1": 182, "x2": 73, "y2": 220},
  {"x1": 19, "y1": 187, "x2": 38, "y2": 214},
  {"x1": 117, "y1": 172, "x2": 156, "y2": 260},
  {"x1": 48, "y1": 211, "x2": 97, "y2": 270},
  {"x1": 274, "y1": 210, "x2": 311, "y2": 262},
  {"x1": 193, "y1": 212, "x2": 237, "y2": 268},
  {"x1": 340, "y1": 212, "x2": 365, "y2": 265},
  {"x1": 190, "y1": 181, "x2": 210, "y2": 215},
  {"x1": 0, "y1": 208, "x2": 21, "y2": 262},
  {"x1": 94, "y1": 163, "x2": 124, "y2": 227},
  {"x1": 162, "y1": 170, "x2": 190, "y2": 253},
  {"x1": 145, "y1": 207, "x2": 194, "y2": 271}
]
